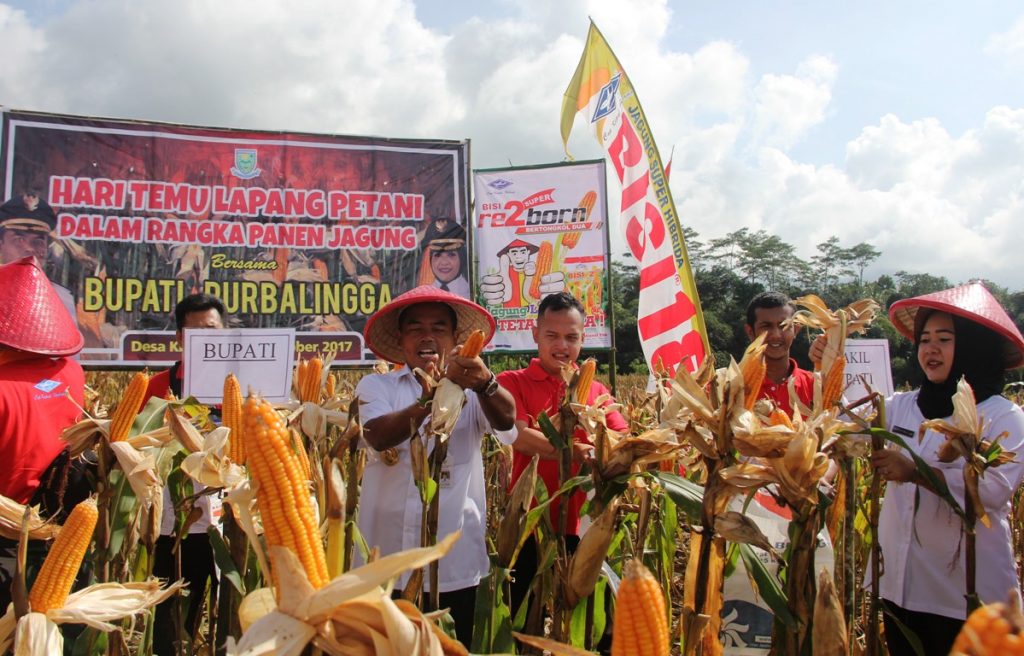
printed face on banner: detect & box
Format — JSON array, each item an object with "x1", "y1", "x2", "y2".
[
  {"x1": 473, "y1": 161, "x2": 611, "y2": 352},
  {"x1": 0, "y1": 111, "x2": 469, "y2": 366}
]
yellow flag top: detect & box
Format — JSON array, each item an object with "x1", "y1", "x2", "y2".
[{"x1": 560, "y1": 21, "x2": 709, "y2": 375}]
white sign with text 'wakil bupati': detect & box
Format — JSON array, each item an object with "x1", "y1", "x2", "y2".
[
  {"x1": 182, "y1": 328, "x2": 296, "y2": 404},
  {"x1": 843, "y1": 338, "x2": 894, "y2": 403}
]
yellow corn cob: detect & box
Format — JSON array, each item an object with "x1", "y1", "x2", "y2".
[
  {"x1": 460, "y1": 329, "x2": 486, "y2": 358},
  {"x1": 291, "y1": 429, "x2": 312, "y2": 483},
  {"x1": 301, "y1": 357, "x2": 323, "y2": 403},
  {"x1": 739, "y1": 334, "x2": 768, "y2": 410},
  {"x1": 529, "y1": 241, "x2": 553, "y2": 299},
  {"x1": 562, "y1": 190, "x2": 597, "y2": 249},
  {"x1": 243, "y1": 394, "x2": 329, "y2": 590},
  {"x1": 768, "y1": 407, "x2": 794, "y2": 429},
  {"x1": 952, "y1": 598, "x2": 1024, "y2": 655},
  {"x1": 821, "y1": 355, "x2": 847, "y2": 408},
  {"x1": 612, "y1": 560, "x2": 670, "y2": 656},
  {"x1": 108, "y1": 371, "x2": 149, "y2": 442},
  {"x1": 223, "y1": 373, "x2": 245, "y2": 465},
  {"x1": 325, "y1": 372, "x2": 336, "y2": 399},
  {"x1": 575, "y1": 358, "x2": 597, "y2": 404},
  {"x1": 296, "y1": 359, "x2": 309, "y2": 399},
  {"x1": 28, "y1": 498, "x2": 98, "y2": 612}
]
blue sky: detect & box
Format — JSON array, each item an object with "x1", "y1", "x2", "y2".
[{"x1": 1, "y1": 1, "x2": 1022, "y2": 287}]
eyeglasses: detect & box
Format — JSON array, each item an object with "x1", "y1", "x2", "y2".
[{"x1": 2, "y1": 229, "x2": 50, "y2": 256}]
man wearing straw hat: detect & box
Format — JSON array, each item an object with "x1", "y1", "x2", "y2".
[
  {"x1": 0, "y1": 256, "x2": 87, "y2": 610},
  {"x1": 356, "y1": 285, "x2": 515, "y2": 645}
]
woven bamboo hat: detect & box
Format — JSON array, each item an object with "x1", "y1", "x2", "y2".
[
  {"x1": 888, "y1": 281, "x2": 1024, "y2": 369},
  {"x1": 363, "y1": 285, "x2": 495, "y2": 364},
  {"x1": 0, "y1": 256, "x2": 83, "y2": 356}
]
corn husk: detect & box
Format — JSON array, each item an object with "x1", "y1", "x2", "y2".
[
  {"x1": 229, "y1": 532, "x2": 460, "y2": 655},
  {"x1": 496, "y1": 455, "x2": 538, "y2": 568},
  {"x1": 181, "y1": 426, "x2": 247, "y2": 489},
  {"x1": 0, "y1": 495, "x2": 60, "y2": 541},
  {"x1": 564, "y1": 499, "x2": 619, "y2": 607},
  {"x1": 715, "y1": 511, "x2": 782, "y2": 562},
  {"x1": 0, "y1": 579, "x2": 183, "y2": 652},
  {"x1": 812, "y1": 569, "x2": 847, "y2": 656}
]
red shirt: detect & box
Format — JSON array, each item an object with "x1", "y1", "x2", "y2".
[
  {"x1": 142, "y1": 362, "x2": 181, "y2": 404},
  {"x1": 0, "y1": 355, "x2": 85, "y2": 503},
  {"x1": 498, "y1": 359, "x2": 629, "y2": 536},
  {"x1": 758, "y1": 358, "x2": 815, "y2": 417}
]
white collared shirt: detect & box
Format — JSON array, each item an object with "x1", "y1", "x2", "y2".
[
  {"x1": 875, "y1": 391, "x2": 1024, "y2": 618},
  {"x1": 354, "y1": 366, "x2": 512, "y2": 592}
]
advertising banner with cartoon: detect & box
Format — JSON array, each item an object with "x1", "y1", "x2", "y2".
[
  {"x1": 0, "y1": 109, "x2": 469, "y2": 366},
  {"x1": 473, "y1": 161, "x2": 610, "y2": 351}
]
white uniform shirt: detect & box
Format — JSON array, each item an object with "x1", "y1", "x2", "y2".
[
  {"x1": 432, "y1": 275, "x2": 470, "y2": 298},
  {"x1": 876, "y1": 391, "x2": 1024, "y2": 618},
  {"x1": 355, "y1": 366, "x2": 513, "y2": 592}
]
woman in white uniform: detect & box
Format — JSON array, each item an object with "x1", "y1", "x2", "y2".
[{"x1": 872, "y1": 283, "x2": 1024, "y2": 655}]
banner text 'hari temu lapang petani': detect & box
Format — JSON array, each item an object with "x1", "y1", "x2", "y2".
[{"x1": 0, "y1": 110, "x2": 469, "y2": 365}]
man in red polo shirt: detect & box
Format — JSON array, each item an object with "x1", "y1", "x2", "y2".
[
  {"x1": 497, "y1": 291, "x2": 628, "y2": 618},
  {"x1": 0, "y1": 256, "x2": 86, "y2": 610},
  {"x1": 744, "y1": 291, "x2": 815, "y2": 415}
]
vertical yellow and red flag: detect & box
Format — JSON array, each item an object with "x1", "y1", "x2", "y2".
[{"x1": 561, "y1": 21, "x2": 709, "y2": 375}]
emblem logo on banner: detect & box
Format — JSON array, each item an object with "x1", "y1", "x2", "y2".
[{"x1": 230, "y1": 148, "x2": 262, "y2": 179}]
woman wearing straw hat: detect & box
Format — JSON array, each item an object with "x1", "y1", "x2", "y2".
[
  {"x1": 0, "y1": 256, "x2": 87, "y2": 610},
  {"x1": 867, "y1": 283, "x2": 1024, "y2": 654},
  {"x1": 355, "y1": 285, "x2": 515, "y2": 646}
]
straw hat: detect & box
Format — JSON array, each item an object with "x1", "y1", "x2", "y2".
[
  {"x1": 888, "y1": 281, "x2": 1024, "y2": 369},
  {"x1": 0, "y1": 256, "x2": 83, "y2": 356},
  {"x1": 363, "y1": 285, "x2": 495, "y2": 364}
]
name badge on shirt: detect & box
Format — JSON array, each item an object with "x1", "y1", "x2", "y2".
[
  {"x1": 892, "y1": 425, "x2": 915, "y2": 438},
  {"x1": 439, "y1": 465, "x2": 452, "y2": 489}
]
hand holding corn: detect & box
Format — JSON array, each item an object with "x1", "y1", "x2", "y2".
[{"x1": 444, "y1": 329, "x2": 492, "y2": 392}]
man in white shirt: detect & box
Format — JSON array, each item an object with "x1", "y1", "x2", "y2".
[{"x1": 356, "y1": 284, "x2": 515, "y2": 646}]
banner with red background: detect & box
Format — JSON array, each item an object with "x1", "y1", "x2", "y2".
[{"x1": 0, "y1": 110, "x2": 470, "y2": 366}]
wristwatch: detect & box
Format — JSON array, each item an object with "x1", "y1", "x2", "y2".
[{"x1": 475, "y1": 372, "x2": 500, "y2": 397}]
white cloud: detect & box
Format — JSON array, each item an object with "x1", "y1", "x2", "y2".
[
  {"x1": 985, "y1": 15, "x2": 1024, "y2": 63},
  {"x1": 0, "y1": 0, "x2": 1021, "y2": 288},
  {"x1": 750, "y1": 54, "x2": 837, "y2": 150}
]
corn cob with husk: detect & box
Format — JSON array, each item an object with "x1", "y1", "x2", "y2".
[
  {"x1": 789, "y1": 295, "x2": 878, "y2": 411},
  {"x1": 222, "y1": 373, "x2": 246, "y2": 465},
  {"x1": 662, "y1": 354, "x2": 745, "y2": 656},
  {"x1": 496, "y1": 455, "x2": 538, "y2": 569},
  {"x1": 812, "y1": 568, "x2": 848, "y2": 656},
  {"x1": 107, "y1": 370, "x2": 149, "y2": 442},
  {"x1": 529, "y1": 240, "x2": 554, "y2": 300},
  {"x1": 951, "y1": 594, "x2": 1024, "y2": 656},
  {"x1": 562, "y1": 190, "x2": 597, "y2": 249},
  {"x1": 0, "y1": 498, "x2": 182, "y2": 655},
  {"x1": 564, "y1": 498, "x2": 619, "y2": 607},
  {"x1": 28, "y1": 498, "x2": 98, "y2": 613},
  {"x1": 575, "y1": 358, "x2": 597, "y2": 404},
  {"x1": 228, "y1": 531, "x2": 464, "y2": 656},
  {"x1": 242, "y1": 392, "x2": 329, "y2": 591},
  {"x1": 718, "y1": 403, "x2": 854, "y2": 653},
  {"x1": 612, "y1": 560, "x2": 670, "y2": 656},
  {"x1": 739, "y1": 334, "x2": 767, "y2": 410}
]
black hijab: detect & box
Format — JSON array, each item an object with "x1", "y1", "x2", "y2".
[{"x1": 915, "y1": 310, "x2": 1007, "y2": 419}]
